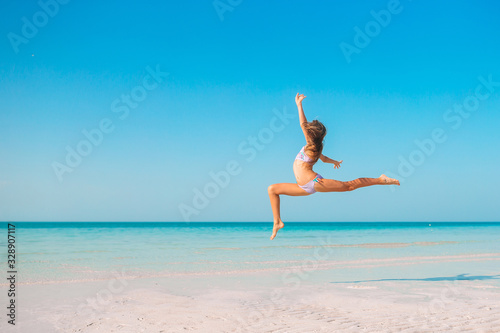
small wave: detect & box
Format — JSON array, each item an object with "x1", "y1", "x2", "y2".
[
  {"x1": 201, "y1": 247, "x2": 242, "y2": 251},
  {"x1": 288, "y1": 241, "x2": 459, "y2": 249},
  {"x1": 113, "y1": 256, "x2": 135, "y2": 260}
]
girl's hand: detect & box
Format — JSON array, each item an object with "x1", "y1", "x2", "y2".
[
  {"x1": 333, "y1": 160, "x2": 343, "y2": 169},
  {"x1": 295, "y1": 93, "x2": 306, "y2": 105}
]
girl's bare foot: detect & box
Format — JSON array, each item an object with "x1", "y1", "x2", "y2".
[
  {"x1": 270, "y1": 219, "x2": 285, "y2": 240},
  {"x1": 379, "y1": 174, "x2": 400, "y2": 185}
]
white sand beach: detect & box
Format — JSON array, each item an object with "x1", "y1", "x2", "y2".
[{"x1": 2, "y1": 268, "x2": 500, "y2": 333}]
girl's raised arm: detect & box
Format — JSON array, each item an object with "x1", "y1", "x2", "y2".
[
  {"x1": 295, "y1": 93, "x2": 311, "y2": 142},
  {"x1": 295, "y1": 93, "x2": 307, "y2": 125}
]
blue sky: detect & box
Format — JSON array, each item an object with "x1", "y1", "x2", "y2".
[{"x1": 1, "y1": 0, "x2": 499, "y2": 222}]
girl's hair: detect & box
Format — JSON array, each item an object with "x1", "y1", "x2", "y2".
[{"x1": 303, "y1": 120, "x2": 327, "y2": 162}]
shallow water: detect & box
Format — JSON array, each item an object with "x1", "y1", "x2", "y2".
[{"x1": 3, "y1": 222, "x2": 500, "y2": 284}]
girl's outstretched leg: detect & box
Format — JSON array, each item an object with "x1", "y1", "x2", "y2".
[
  {"x1": 267, "y1": 183, "x2": 310, "y2": 240},
  {"x1": 315, "y1": 174, "x2": 399, "y2": 193}
]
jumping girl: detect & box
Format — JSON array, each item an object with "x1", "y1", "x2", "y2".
[{"x1": 268, "y1": 93, "x2": 400, "y2": 240}]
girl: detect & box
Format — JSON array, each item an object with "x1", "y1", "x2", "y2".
[{"x1": 268, "y1": 93, "x2": 400, "y2": 240}]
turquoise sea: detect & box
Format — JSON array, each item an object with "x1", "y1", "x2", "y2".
[{"x1": 3, "y1": 222, "x2": 500, "y2": 285}]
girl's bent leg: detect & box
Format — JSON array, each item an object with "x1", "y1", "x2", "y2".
[{"x1": 267, "y1": 183, "x2": 310, "y2": 240}]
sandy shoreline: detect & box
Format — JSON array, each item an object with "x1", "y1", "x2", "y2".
[{"x1": 2, "y1": 270, "x2": 500, "y2": 333}]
